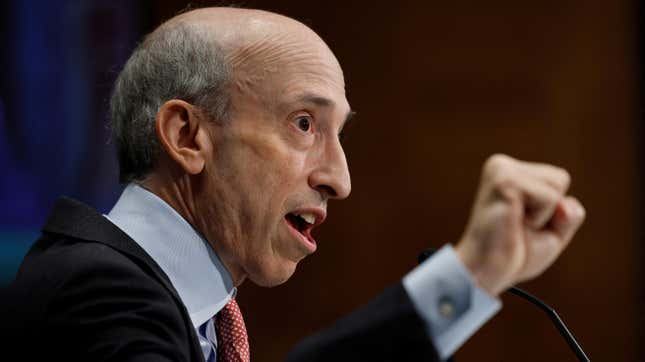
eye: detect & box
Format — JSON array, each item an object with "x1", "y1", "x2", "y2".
[{"x1": 295, "y1": 115, "x2": 313, "y2": 133}]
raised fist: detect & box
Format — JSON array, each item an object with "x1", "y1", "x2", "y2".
[{"x1": 455, "y1": 154, "x2": 586, "y2": 297}]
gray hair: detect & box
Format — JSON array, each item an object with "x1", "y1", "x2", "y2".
[{"x1": 110, "y1": 21, "x2": 231, "y2": 183}]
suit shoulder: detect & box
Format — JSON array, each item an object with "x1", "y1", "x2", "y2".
[
  {"x1": 6, "y1": 233, "x2": 172, "y2": 319},
  {"x1": 4, "y1": 233, "x2": 193, "y2": 361},
  {"x1": 13, "y1": 233, "x2": 152, "y2": 292}
]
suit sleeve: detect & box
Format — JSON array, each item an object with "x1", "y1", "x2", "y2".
[{"x1": 285, "y1": 283, "x2": 440, "y2": 362}]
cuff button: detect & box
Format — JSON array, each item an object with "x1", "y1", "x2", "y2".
[{"x1": 438, "y1": 296, "x2": 456, "y2": 318}]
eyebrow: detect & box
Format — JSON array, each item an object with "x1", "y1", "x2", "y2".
[
  {"x1": 295, "y1": 93, "x2": 356, "y2": 131},
  {"x1": 297, "y1": 94, "x2": 333, "y2": 108}
]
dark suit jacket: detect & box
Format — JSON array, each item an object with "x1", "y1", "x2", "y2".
[{"x1": 1, "y1": 197, "x2": 440, "y2": 361}]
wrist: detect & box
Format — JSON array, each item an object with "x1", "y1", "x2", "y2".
[{"x1": 454, "y1": 242, "x2": 503, "y2": 297}]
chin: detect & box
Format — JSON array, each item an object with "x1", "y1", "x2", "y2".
[{"x1": 248, "y1": 259, "x2": 298, "y2": 287}]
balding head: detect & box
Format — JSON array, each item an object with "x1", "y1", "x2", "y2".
[
  {"x1": 165, "y1": 7, "x2": 339, "y2": 74},
  {"x1": 111, "y1": 7, "x2": 343, "y2": 182},
  {"x1": 162, "y1": 8, "x2": 344, "y2": 108}
]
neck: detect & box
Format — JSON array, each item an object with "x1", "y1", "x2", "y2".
[{"x1": 141, "y1": 172, "x2": 247, "y2": 287}]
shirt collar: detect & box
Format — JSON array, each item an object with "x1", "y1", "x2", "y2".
[{"x1": 106, "y1": 183, "x2": 235, "y2": 327}]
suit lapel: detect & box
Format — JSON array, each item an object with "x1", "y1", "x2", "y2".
[
  {"x1": 43, "y1": 197, "x2": 181, "y2": 297},
  {"x1": 42, "y1": 196, "x2": 205, "y2": 361}
]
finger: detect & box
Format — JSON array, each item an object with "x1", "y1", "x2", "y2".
[
  {"x1": 516, "y1": 161, "x2": 571, "y2": 194},
  {"x1": 482, "y1": 155, "x2": 566, "y2": 229},
  {"x1": 549, "y1": 196, "x2": 586, "y2": 242},
  {"x1": 518, "y1": 176, "x2": 564, "y2": 230},
  {"x1": 521, "y1": 199, "x2": 585, "y2": 281},
  {"x1": 520, "y1": 228, "x2": 563, "y2": 281}
]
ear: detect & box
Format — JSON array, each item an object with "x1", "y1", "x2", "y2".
[{"x1": 155, "y1": 99, "x2": 209, "y2": 175}]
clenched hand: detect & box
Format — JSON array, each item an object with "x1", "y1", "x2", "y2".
[{"x1": 455, "y1": 154, "x2": 586, "y2": 297}]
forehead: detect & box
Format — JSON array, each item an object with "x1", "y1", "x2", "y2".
[
  {"x1": 228, "y1": 29, "x2": 348, "y2": 111},
  {"x1": 278, "y1": 63, "x2": 348, "y2": 110}
]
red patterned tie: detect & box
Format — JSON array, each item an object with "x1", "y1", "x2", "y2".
[{"x1": 215, "y1": 298, "x2": 250, "y2": 362}]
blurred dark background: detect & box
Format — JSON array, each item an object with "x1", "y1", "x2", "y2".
[{"x1": 0, "y1": 0, "x2": 641, "y2": 361}]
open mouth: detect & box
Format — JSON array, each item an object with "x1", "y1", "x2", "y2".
[{"x1": 284, "y1": 212, "x2": 317, "y2": 245}]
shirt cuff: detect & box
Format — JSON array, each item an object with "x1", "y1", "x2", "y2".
[{"x1": 402, "y1": 245, "x2": 502, "y2": 360}]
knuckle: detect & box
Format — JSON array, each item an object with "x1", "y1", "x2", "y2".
[
  {"x1": 557, "y1": 168, "x2": 571, "y2": 190},
  {"x1": 483, "y1": 154, "x2": 513, "y2": 180}
]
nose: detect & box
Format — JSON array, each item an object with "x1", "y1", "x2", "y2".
[{"x1": 308, "y1": 138, "x2": 351, "y2": 200}]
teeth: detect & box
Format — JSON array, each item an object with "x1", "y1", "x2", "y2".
[{"x1": 296, "y1": 213, "x2": 316, "y2": 225}]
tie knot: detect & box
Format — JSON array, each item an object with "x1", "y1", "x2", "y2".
[
  {"x1": 220, "y1": 298, "x2": 242, "y2": 319},
  {"x1": 215, "y1": 298, "x2": 250, "y2": 362}
]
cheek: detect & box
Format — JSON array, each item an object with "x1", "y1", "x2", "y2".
[
  {"x1": 205, "y1": 124, "x2": 311, "y2": 278},
  {"x1": 215, "y1": 135, "x2": 304, "y2": 237},
  {"x1": 240, "y1": 132, "x2": 308, "y2": 198}
]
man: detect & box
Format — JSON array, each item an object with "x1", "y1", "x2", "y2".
[{"x1": 2, "y1": 7, "x2": 585, "y2": 362}]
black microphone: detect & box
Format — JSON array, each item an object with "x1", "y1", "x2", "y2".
[{"x1": 418, "y1": 249, "x2": 590, "y2": 362}]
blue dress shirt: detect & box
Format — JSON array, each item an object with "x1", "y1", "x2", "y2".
[
  {"x1": 107, "y1": 184, "x2": 500, "y2": 361},
  {"x1": 106, "y1": 184, "x2": 234, "y2": 361}
]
